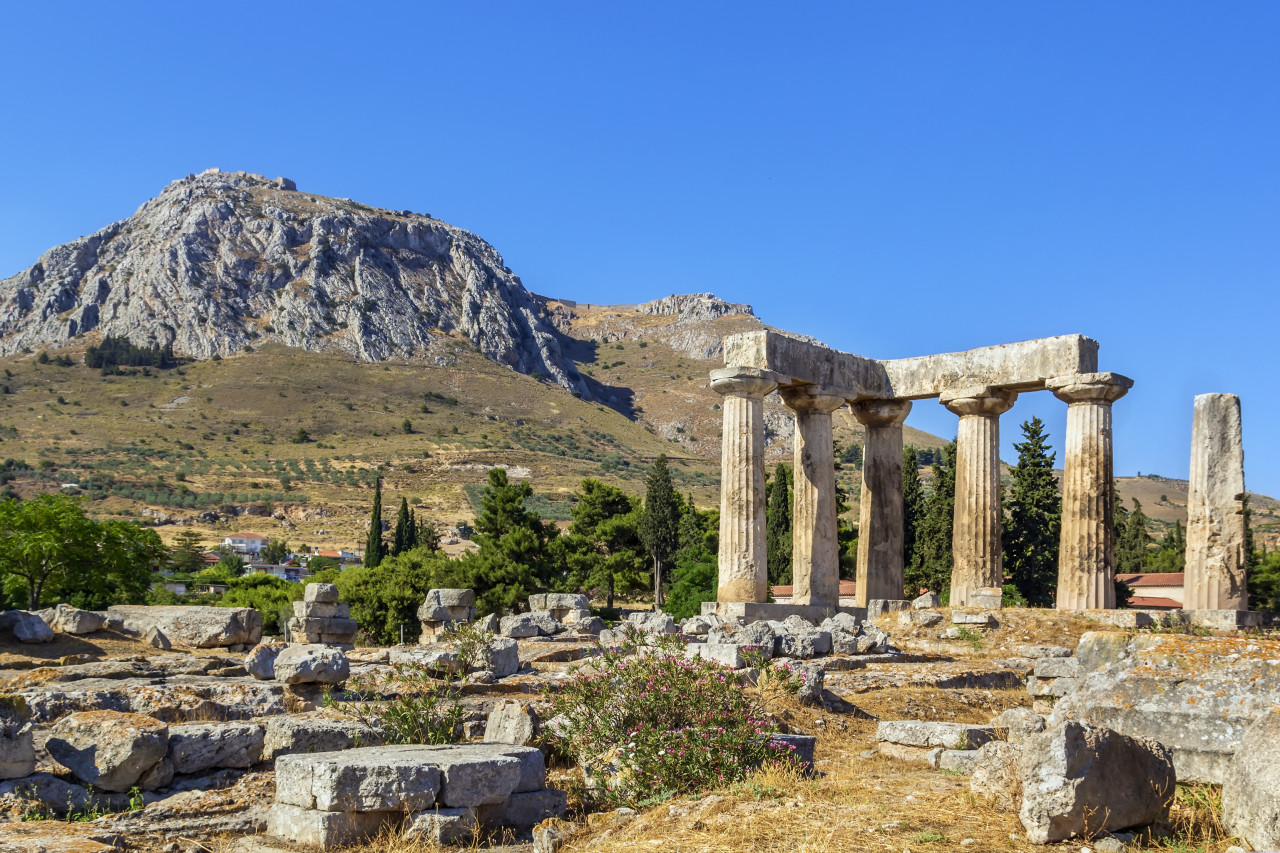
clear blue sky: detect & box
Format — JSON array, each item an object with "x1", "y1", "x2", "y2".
[{"x1": 2, "y1": 3, "x2": 1277, "y2": 494}]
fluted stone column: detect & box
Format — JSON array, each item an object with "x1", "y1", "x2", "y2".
[
  {"x1": 850, "y1": 398, "x2": 913, "y2": 606},
  {"x1": 1048, "y1": 372, "x2": 1132, "y2": 610},
  {"x1": 941, "y1": 387, "x2": 1018, "y2": 607},
  {"x1": 1185, "y1": 393, "x2": 1249, "y2": 611},
  {"x1": 711, "y1": 369, "x2": 779, "y2": 603},
  {"x1": 779, "y1": 386, "x2": 846, "y2": 608}
]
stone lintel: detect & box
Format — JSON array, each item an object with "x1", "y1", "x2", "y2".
[
  {"x1": 723, "y1": 329, "x2": 1101, "y2": 400},
  {"x1": 701, "y1": 601, "x2": 866, "y2": 624}
]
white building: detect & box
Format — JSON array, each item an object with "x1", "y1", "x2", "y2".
[{"x1": 222, "y1": 533, "x2": 270, "y2": 555}]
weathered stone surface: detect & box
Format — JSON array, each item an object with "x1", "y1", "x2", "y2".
[
  {"x1": 952, "y1": 611, "x2": 996, "y2": 626},
  {"x1": 1019, "y1": 720, "x2": 1174, "y2": 844},
  {"x1": 37, "y1": 604, "x2": 105, "y2": 635},
  {"x1": 389, "y1": 647, "x2": 464, "y2": 674},
  {"x1": 276, "y1": 749, "x2": 442, "y2": 812},
  {"x1": 791, "y1": 661, "x2": 825, "y2": 705},
  {"x1": 484, "y1": 701, "x2": 540, "y2": 746},
  {"x1": 267, "y1": 802, "x2": 393, "y2": 848},
  {"x1": 849, "y1": 399, "x2": 910, "y2": 607},
  {"x1": 970, "y1": 587, "x2": 1003, "y2": 609},
  {"x1": 482, "y1": 636, "x2": 520, "y2": 679},
  {"x1": 500, "y1": 612, "x2": 558, "y2": 638},
  {"x1": 876, "y1": 721, "x2": 997, "y2": 749},
  {"x1": 912, "y1": 592, "x2": 941, "y2": 610},
  {"x1": 775, "y1": 621, "x2": 832, "y2": 659},
  {"x1": 681, "y1": 615, "x2": 717, "y2": 635},
  {"x1": 146, "y1": 626, "x2": 172, "y2": 650},
  {"x1": 0, "y1": 721, "x2": 34, "y2": 780},
  {"x1": 1033, "y1": 657, "x2": 1081, "y2": 678},
  {"x1": 991, "y1": 708, "x2": 1046, "y2": 745},
  {"x1": 1018, "y1": 645, "x2": 1072, "y2": 659},
  {"x1": 404, "y1": 806, "x2": 478, "y2": 843},
  {"x1": 273, "y1": 645, "x2": 349, "y2": 685},
  {"x1": 244, "y1": 641, "x2": 288, "y2": 681},
  {"x1": 1055, "y1": 632, "x2": 1280, "y2": 783},
  {"x1": 878, "y1": 742, "x2": 943, "y2": 767},
  {"x1": 688, "y1": 643, "x2": 744, "y2": 668},
  {"x1": 136, "y1": 755, "x2": 174, "y2": 790},
  {"x1": 107, "y1": 605, "x2": 262, "y2": 648},
  {"x1": 481, "y1": 788, "x2": 567, "y2": 827},
  {"x1": 939, "y1": 749, "x2": 981, "y2": 773},
  {"x1": 970, "y1": 742, "x2": 1022, "y2": 811},
  {"x1": 770, "y1": 733, "x2": 817, "y2": 770},
  {"x1": 781, "y1": 386, "x2": 846, "y2": 609},
  {"x1": 626, "y1": 610, "x2": 678, "y2": 635},
  {"x1": 898, "y1": 610, "x2": 944, "y2": 629},
  {"x1": 866, "y1": 599, "x2": 910, "y2": 620},
  {"x1": 476, "y1": 613, "x2": 499, "y2": 634},
  {"x1": 0, "y1": 610, "x2": 55, "y2": 644},
  {"x1": 167, "y1": 722, "x2": 264, "y2": 773},
  {"x1": 1221, "y1": 711, "x2": 1280, "y2": 851},
  {"x1": 1185, "y1": 393, "x2": 1248, "y2": 610},
  {"x1": 712, "y1": 371, "x2": 777, "y2": 603},
  {"x1": 262, "y1": 712, "x2": 383, "y2": 760},
  {"x1": 530, "y1": 593, "x2": 588, "y2": 612},
  {"x1": 733, "y1": 620, "x2": 777, "y2": 657},
  {"x1": 0, "y1": 772, "x2": 111, "y2": 816},
  {"x1": 1026, "y1": 676, "x2": 1077, "y2": 697},
  {"x1": 47, "y1": 710, "x2": 169, "y2": 791},
  {"x1": 304, "y1": 583, "x2": 338, "y2": 604}
]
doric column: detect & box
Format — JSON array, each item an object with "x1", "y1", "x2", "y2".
[
  {"x1": 1047, "y1": 372, "x2": 1133, "y2": 610},
  {"x1": 850, "y1": 398, "x2": 913, "y2": 606},
  {"x1": 1184, "y1": 393, "x2": 1248, "y2": 611},
  {"x1": 711, "y1": 368, "x2": 779, "y2": 603},
  {"x1": 941, "y1": 387, "x2": 1018, "y2": 607},
  {"x1": 779, "y1": 386, "x2": 847, "y2": 608}
]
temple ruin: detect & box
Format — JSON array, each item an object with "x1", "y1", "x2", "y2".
[{"x1": 706, "y1": 330, "x2": 1134, "y2": 618}]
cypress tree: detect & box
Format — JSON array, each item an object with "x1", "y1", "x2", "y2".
[
  {"x1": 766, "y1": 462, "x2": 793, "y2": 585},
  {"x1": 407, "y1": 507, "x2": 418, "y2": 551},
  {"x1": 1001, "y1": 417, "x2": 1061, "y2": 606},
  {"x1": 1243, "y1": 495, "x2": 1258, "y2": 571},
  {"x1": 392, "y1": 497, "x2": 412, "y2": 556},
  {"x1": 1116, "y1": 498, "x2": 1153, "y2": 573},
  {"x1": 365, "y1": 476, "x2": 386, "y2": 568},
  {"x1": 638, "y1": 454, "x2": 681, "y2": 606},
  {"x1": 906, "y1": 440, "x2": 957, "y2": 597},
  {"x1": 902, "y1": 447, "x2": 924, "y2": 573}
]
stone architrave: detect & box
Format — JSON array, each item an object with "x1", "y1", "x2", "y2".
[
  {"x1": 1047, "y1": 372, "x2": 1132, "y2": 610},
  {"x1": 1184, "y1": 393, "x2": 1248, "y2": 611},
  {"x1": 779, "y1": 386, "x2": 847, "y2": 608},
  {"x1": 941, "y1": 387, "x2": 1018, "y2": 607},
  {"x1": 711, "y1": 368, "x2": 780, "y2": 603},
  {"x1": 850, "y1": 398, "x2": 913, "y2": 606}
]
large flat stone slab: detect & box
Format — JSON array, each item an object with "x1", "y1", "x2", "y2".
[{"x1": 105, "y1": 605, "x2": 262, "y2": 648}]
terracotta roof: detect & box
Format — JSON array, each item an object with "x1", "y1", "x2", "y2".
[
  {"x1": 1128, "y1": 595, "x2": 1183, "y2": 609},
  {"x1": 1117, "y1": 572, "x2": 1184, "y2": 587},
  {"x1": 771, "y1": 581, "x2": 858, "y2": 597},
  {"x1": 315, "y1": 550, "x2": 342, "y2": 558}
]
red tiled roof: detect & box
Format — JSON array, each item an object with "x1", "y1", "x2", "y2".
[
  {"x1": 1128, "y1": 595, "x2": 1183, "y2": 609},
  {"x1": 1117, "y1": 572, "x2": 1184, "y2": 587},
  {"x1": 771, "y1": 581, "x2": 858, "y2": 597}
]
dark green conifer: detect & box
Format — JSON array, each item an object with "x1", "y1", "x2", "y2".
[
  {"x1": 638, "y1": 454, "x2": 681, "y2": 606},
  {"x1": 765, "y1": 462, "x2": 793, "y2": 585},
  {"x1": 1001, "y1": 417, "x2": 1061, "y2": 606},
  {"x1": 365, "y1": 476, "x2": 386, "y2": 568}
]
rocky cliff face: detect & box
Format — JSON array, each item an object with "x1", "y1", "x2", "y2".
[{"x1": 0, "y1": 169, "x2": 587, "y2": 395}]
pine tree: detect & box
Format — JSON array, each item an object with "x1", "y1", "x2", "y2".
[
  {"x1": 638, "y1": 454, "x2": 681, "y2": 606},
  {"x1": 902, "y1": 447, "x2": 924, "y2": 573},
  {"x1": 1115, "y1": 498, "x2": 1153, "y2": 573},
  {"x1": 1243, "y1": 495, "x2": 1258, "y2": 571},
  {"x1": 1001, "y1": 417, "x2": 1061, "y2": 606},
  {"x1": 364, "y1": 476, "x2": 386, "y2": 568},
  {"x1": 906, "y1": 440, "x2": 957, "y2": 597},
  {"x1": 392, "y1": 497, "x2": 412, "y2": 556},
  {"x1": 765, "y1": 462, "x2": 793, "y2": 585}
]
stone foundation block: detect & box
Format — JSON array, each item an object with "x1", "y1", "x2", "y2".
[
  {"x1": 266, "y1": 802, "x2": 393, "y2": 848},
  {"x1": 867, "y1": 599, "x2": 911, "y2": 620},
  {"x1": 263, "y1": 714, "x2": 384, "y2": 761},
  {"x1": 769, "y1": 733, "x2": 817, "y2": 770},
  {"x1": 1026, "y1": 676, "x2": 1077, "y2": 697},
  {"x1": 952, "y1": 611, "x2": 996, "y2": 626},
  {"x1": 939, "y1": 749, "x2": 981, "y2": 773},
  {"x1": 876, "y1": 721, "x2": 998, "y2": 749},
  {"x1": 878, "y1": 742, "x2": 943, "y2": 767},
  {"x1": 970, "y1": 587, "x2": 1004, "y2": 609},
  {"x1": 1033, "y1": 657, "x2": 1081, "y2": 678},
  {"x1": 1186, "y1": 609, "x2": 1262, "y2": 631},
  {"x1": 168, "y1": 722, "x2": 265, "y2": 773},
  {"x1": 479, "y1": 789, "x2": 568, "y2": 828},
  {"x1": 275, "y1": 749, "x2": 442, "y2": 812},
  {"x1": 404, "y1": 807, "x2": 478, "y2": 844}
]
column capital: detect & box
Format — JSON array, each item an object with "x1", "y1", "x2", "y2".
[
  {"x1": 710, "y1": 367, "x2": 782, "y2": 399},
  {"x1": 778, "y1": 384, "x2": 847, "y2": 415},
  {"x1": 940, "y1": 386, "x2": 1018, "y2": 417},
  {"x1": 850, "y1": 398, "x2": 912, "y2": 427},
  {"x1": 1046, "y1": 372, "x2": 1133, "y2": 405}
]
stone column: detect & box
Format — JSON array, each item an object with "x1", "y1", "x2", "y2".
[
  {"x1": 1184, "y1": 393, "x2": 1248, "y2": 611},
  {"x1": 850, "y1": 398, "x2": 913, "y2": 606},
  {"x1": 941, "y1": 387, "x2": 1018, "y2": 607},
  {"x1": 711, "y1": 369, "x2": 779, "y2": 603},
  {"x1": 779, "y1": 386, "x2": 847, "y2": 608},
  {"x1": 1047, "y1": 372, "x2": 1133, "y2": 610}
]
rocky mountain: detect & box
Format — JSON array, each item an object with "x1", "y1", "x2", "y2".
[{"x1": 0, "y1": 169, "x2": 587, "y2": 395}]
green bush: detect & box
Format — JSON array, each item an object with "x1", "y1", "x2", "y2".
[
  {"x1": 327, "y1": 661, "x2": 463, "y2": 745},
  {"x1": 547, "y1": 641, "x2": 797, "y2": 805}
]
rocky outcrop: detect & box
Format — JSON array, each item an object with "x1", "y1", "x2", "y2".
[
  {"x1": 106, "y1": 605, "x2": 262, "y2": 648},
  {"x1": 0, "y1": 169, "x2": 587, "y2": 396}
]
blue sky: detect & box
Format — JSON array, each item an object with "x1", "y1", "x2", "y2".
[{"x1": 2, "y1": 2, "x2": 1277, "y2": 494}]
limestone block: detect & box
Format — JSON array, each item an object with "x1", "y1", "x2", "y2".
[
  {"x1": 480, "y1": 788, "x2": 567, "y2": 828},
  {"x1": 432, "y1": 748, "x2": 524, "y2": 807},
  {"x1": 1026, "y1": 676, "x2": 1077, "y2": 698},
  {"x1": 294, "y1": 601, "x2": 348, "y2": 619},
  {"x1": 499, "y1": 612, "x2": 557, "y2": 638},
  {"x1": 1086, "y1": 610, "x2": 1156, "y2": 629},
  {"x1": 952, "y1": 611, "x2": 995, "y2": 626},
  {"x1": 898, "y1": 610, "x2": 943, "y2": 629},
  {"x1": 276, "y1": 749, "x2": 442, "y2": 812},
  {"x1": 146, "y1": 626, "x2": 172, "y2": 650},
  {"x1": 484, "y1": 701, "x2": 540, "y2": 746},
  {"x1": 1186, "y1": 609, "x2": 1262, "y2": 631},
  {"x1": 939, "y1": 749, "x2": 981, "y2": 774},
  {"x1": 681, "y1": 615, "x2": 716, "y2": 635},
  {"x1": 822, "y1": 612, "x2": 862, "y2": 633},
  {"x1": 990, "y1": 708, "x2": 1046, "y2": 745},
  {"x1": 1185, "y1": 393, "x2": 1248, "y2": 610},
  {"x1": 688, "y1": 642, "x2": 744, "y2": 669},
  {"x1": 38, "y1": 603, "x2": 105, "y2": 635},
  {"x1": 830, "y1": 628, "x2": 860, "y2": 656},
  {"x1": 876, "y1": 721, "x2": 998, "y2": 749},
  {"x1": 769, "y1": 733, "x2": 817, "y2": 770},
  {"x1": 1033, "y1": 658, "x2": 1081, "y2": 679},
  {"x1": 46, "y1": 710, "x2": 169, "y2": 792},
  {"x1": 245, "y1": 641, "x2": 288, "y2": 681},
  {"x1": 1221, "y1": 711, "x2": 1280, "y2": 850},
  {"x1": 970, "y1": 587, "x2": 1003, "y2": 609},
  {"x1": 791, "y1": 661, "x2": 825, "y2": 705},
  {"x1": 167, "y1": 722, "x2": 265, "y2": 773},
  {"x1": 734, "y1": 621, "x2": 776, "y2": 657},
  {"x1": 878, "y1": 742, "x2": 943, "y2": 767},
  {"x1": 1017, "y1": 645, "x2": 1073, "y2": 660},
  {"x1": 566, "y1": 615, "x2": 604, "y2": 634},
  {"x1": 0, "y1": 724, "x2": 35, "y2": 780},
  {"x1": 626, "y1": 610, "x2": 678, "y2": 635},
  {"x1": 912, "y1": 592, "x2": 941, "y2": 610},
  {"x1": 0, "y1": 610, "x2": 55, "y2": 644},
  {"x1": 136, "y1": 755, "x2": 174, "y2": 790},
  {"x1": 476, "y1": 613, "x2": 499, "y2": 633},
  {"x1": 544, "y1": 593, "x2": 589, "y2": 611},
  {"x1": 970, "y1": 742, "x2": 1022, "y2": 811},
  {"x1": 427, "y1": 589, "x2": 477, "y2": 609},
  {"x1": 273, "y1": 645, "x2": 350, "y2": 685},
  {"x1": 1018, "y1": 721, "x2": 1174, "y2": 844},
  {"x1": 404, "y1": 806, "x2": 477, "y2": 844},
  {"x1": 866, "y1": 599, "x2": 910, "y2": 620},
  {"x1": 482, "y1": 636, "x2": 520, "y2": 679},
  {"x1": 107, "y1": 605, "x2": 263, "y2": 648},
  {"x1": 262, "y1": 712, "x2": 383, "y2": 761},
  {"x1": 776, "y1": 627, "x2": 831, "y2": 659},
  {"x1": 304, "y1": 583, "x2": 340, "y2": 604},
  {"x1": 389, "y1": 647, "x2": 464, "y2": 674},
  {"x1": 266, "y1": 802, "x2": 393, "y2": 848}
]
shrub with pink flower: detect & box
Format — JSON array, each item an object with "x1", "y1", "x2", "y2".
[{"x1": 547, "y1": 648, "x2": 799, "y2": 805}]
